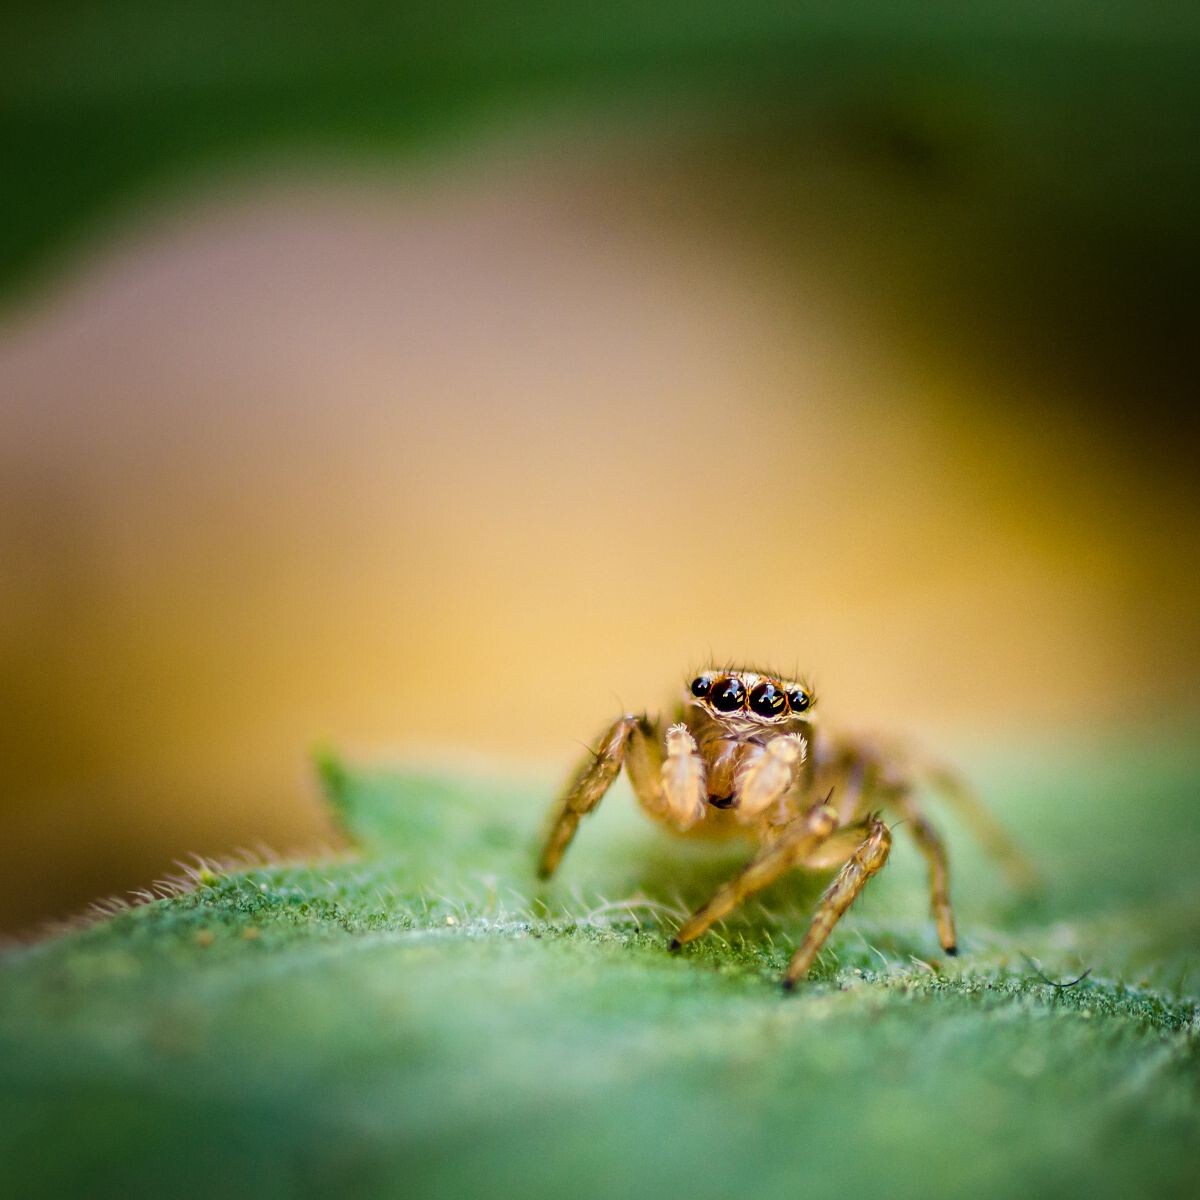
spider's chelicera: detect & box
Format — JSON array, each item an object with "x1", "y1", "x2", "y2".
[{"x1": 538, "y1": 665, "x2": 1034, "y2": 989}]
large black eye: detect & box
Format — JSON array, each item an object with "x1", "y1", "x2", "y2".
[
  {"x1": 709, "y1": 675, "x2": 746, "y2": 713},
  {"x1": 749, "y1": 681, "x2": 786, "y2": 718},
  {"x1": 786, "y1": 687, "x2": 812, "y2": 713},
  {"x1": 690, "y1": 675, "x2": 712, "y2": 698}
]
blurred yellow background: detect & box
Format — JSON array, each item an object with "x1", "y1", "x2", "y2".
[{"x1": 2, "y1": 8, "x2": 1198, "y2": 934}]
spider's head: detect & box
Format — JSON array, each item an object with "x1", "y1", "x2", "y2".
[{"x1": 686, "y1": 668, "x2": 815, "y2": 727}]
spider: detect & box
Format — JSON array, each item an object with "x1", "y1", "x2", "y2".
[{"x1": 537, "y1": 667, "x2": 1034, "y2": 989}]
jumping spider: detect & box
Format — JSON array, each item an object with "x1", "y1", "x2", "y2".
[{"x1": 538, "y1": 667, "x2": 1034, "y2": 989}]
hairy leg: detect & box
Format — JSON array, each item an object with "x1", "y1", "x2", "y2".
[
  {"x1": 800, "y1": 816, "x2": 883, "y2": 868},
  {"x1": 923, "y1": 763, "x2": 1039, "y2": 892},
  {"x1": 537, "y1": 714, "x2": 645, "y2": 879},
  {"x1": 670, "y1": 801, "x2": 838, "y2": 948},
  {"x1": 892, "y1": 791, "x2": 958, "y2": 955},
  {"x1": 784, "y1": 815, "x2": 892, "y2": 988}
]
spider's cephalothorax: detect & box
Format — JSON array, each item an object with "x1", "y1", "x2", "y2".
[
  {"x1": 537, "y1": 666, "x2": 1034, "y2": 989},
  {"x1": 682, "y1": 669, "x2": 814, "y2": 813}
]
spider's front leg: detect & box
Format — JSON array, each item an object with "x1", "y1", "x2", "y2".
[
  {"x1": 670, "y1": 800, "x2": 839, "y2": 949},
  {"x1": 538, "y1": 714, "x2": 706, "y2": 879},
  {"x1": 537, "y1": 714, "x2": 646, "y2": 879},
  {"x1": 783, "y1": 814, "x2": 892, "y2": 988}
]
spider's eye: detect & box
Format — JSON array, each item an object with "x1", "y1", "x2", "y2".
[
  {"x1": 786, "y1": 687, "x2": 812, "y2": 713},
  {"x1": 689, "y1": 676, "x2": 712, "y2": 698},
  {"x1": 709, "y1": 676, "x2": 747, "y2": 713},
  {"x1": 749, "y1": 681, "x2": 786, "y2": 718}
]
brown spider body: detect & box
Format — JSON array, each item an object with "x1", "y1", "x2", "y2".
[{"x1": 537, "y1": 667, "x2": 1034, "y2": 989}]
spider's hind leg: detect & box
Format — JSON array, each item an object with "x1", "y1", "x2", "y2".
[
  {"x1": 890, "y1": 790, "x2": 958, "y2": 956},
  {"x1": 923, "y1": 763, "x2": 1039, "y2": 893}
]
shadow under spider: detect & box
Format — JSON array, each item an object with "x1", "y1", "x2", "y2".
[
  {"x1": 528, "y1": 826, "x2": 974, "y2": 969},
  {"x1": 533, "y1": 827, "x2": 839, "y2": 940}
]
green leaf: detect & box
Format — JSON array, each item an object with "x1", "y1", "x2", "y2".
[{"x1": 1, "y1": 744, "x2": 1197, "y2": 1199}]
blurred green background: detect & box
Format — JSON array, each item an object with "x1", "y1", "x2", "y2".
[{"x1": 2, "y1": 4, "x2": 1198, "y2": 931}]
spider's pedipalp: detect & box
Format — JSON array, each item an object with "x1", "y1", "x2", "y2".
[
  {"x1": 734, "y1": 732, "x2": 807, "y2": 821},
  {"x1": 661, "y1": 723, "x2": 707, "y2": 830}
]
